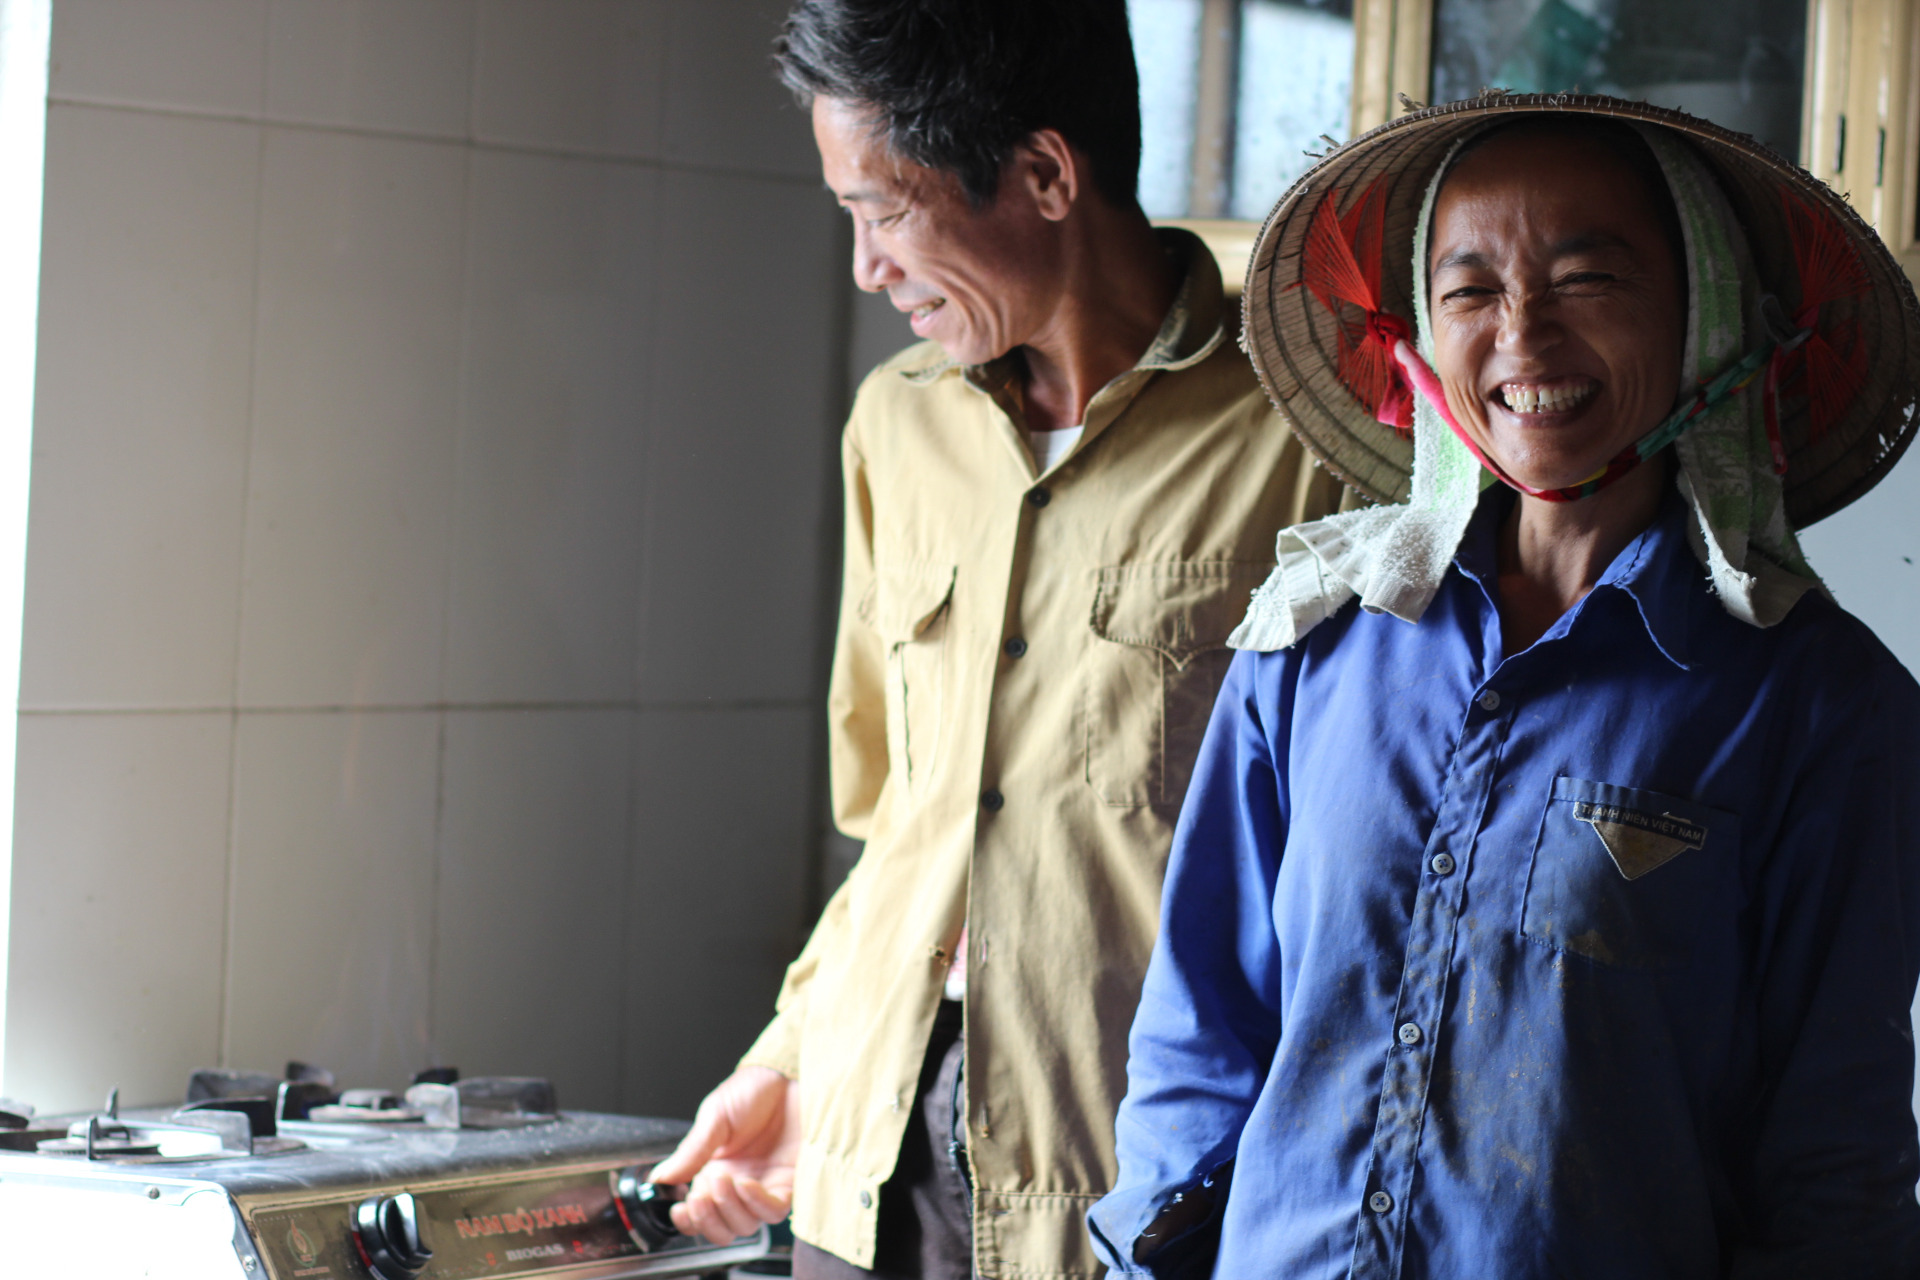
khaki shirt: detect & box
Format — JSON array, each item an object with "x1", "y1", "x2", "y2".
[{"x1": 742, "y1": 233, "x2": 1345, "y2": 1278}]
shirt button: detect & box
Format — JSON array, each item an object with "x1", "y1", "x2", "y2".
[
  {"x1": 981, "y1": 789, "x2": 1005, "y2": 812},
  {"x1": 1004, "y1": 636, "x2": 1028, "y2": 658},
  {"x1": 1430, "y1": 852, "x2": 1456, "y2": 875},
  {"x1": 1477, "y1": 689, "x2": 1501, "y2": 712},
  {"x1": 859, "y1": 1190, "x2": 873, "y2": 1209},
  {"x1": 1026, "y1": 487, "x2": 1051, "y2": 508},
  {"x1": 1368, "y1": 1190, "x2": 1393, "y2": 1214},
  {"x1": 1397, "y1": 1022, "x2": 1422, "y2": 1046}
]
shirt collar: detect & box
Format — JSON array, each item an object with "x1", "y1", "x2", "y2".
[
  {"x1": 898, "y1": 226, "x2": 1226, "y2": 389},
  {"x1": 1454, "y1": 482, "x2": 1698, "y2": 670}
]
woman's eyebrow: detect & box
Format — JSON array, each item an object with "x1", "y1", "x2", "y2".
[{"x1": 1432, "y1": 248, "x2": 1491, "y2": 273}]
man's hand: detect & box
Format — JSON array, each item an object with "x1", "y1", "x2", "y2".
[{"x1": 647, "y1": 1066, "x2": 801, "y2": 1245}]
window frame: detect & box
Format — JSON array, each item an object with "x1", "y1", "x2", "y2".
[
  {"x1": 1803, "y1": 0, "x2": 1920, "y2": 283},
  {"x1": 1158, "y1": 0, "x2": 1920, "y2": 292}
]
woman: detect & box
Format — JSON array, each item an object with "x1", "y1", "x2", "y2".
[{"x1": 1087, "y1": 96, "x2": 1920, "y2": 1277}]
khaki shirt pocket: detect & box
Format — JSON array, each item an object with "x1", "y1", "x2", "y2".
[
  {"x1": 1085, "y1": 562, "x2": 1271, "y2": 808},
  {"x1": 865, "y1": 562, "x2": 957, "y2": 794}
]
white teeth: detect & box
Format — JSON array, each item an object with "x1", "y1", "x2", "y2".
[{"x1": 1502, "y1": 382, "x2": 1594, "y2": 414}]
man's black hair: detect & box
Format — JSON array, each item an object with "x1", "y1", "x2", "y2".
[{"x1": 774, "y1": 0, "x2": 1142, "y2": 210}]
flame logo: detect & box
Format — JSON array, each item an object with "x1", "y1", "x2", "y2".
[{"x1": 287, "y1": 1223, "x2": 318, "y2": 1267}]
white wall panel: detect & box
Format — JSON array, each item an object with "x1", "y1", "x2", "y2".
[
  {"x1": 661, "y1": 0, "x2": 814, "y2": 178},
  {"x1": 20, "y1": 106, "x2": 259, "y2": 710},
  {"x1": 638, "y1": 169, "x2": 840, "y2": 705},
  {"x1": 224, "y1": 710, "x2": 440, "y2": 1091},
  {"x1": 3, "y1": 713, "x2": 232, "y2": 1113},
  {"x1": 49, "y1": 0, "x2": 267, "y2": 116},
  {"x1": 473, "y1": 0, "x2": 667, "y2": 159},
  {"x1": 443, "y1": 149, "x2": 654, "y2": 705},
  {"x1": 239, "y1": 127, "x2": 467, "y2": 708},
  {"x1": 433, "y1": 709, "x2": 631, "y2": 1110},
  {"x1": 264, "y1": 0, "x2": 475, "y2": 138},
  {"x1": 623, "y1": 704, "x2": 816, "y2": 1116}
]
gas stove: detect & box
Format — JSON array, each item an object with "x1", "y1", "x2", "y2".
[{"x1": 0, "y1": 1063, "x2": 770, "y2": 1280}]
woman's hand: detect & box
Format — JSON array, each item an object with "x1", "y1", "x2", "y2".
[{"x1": 647, "y1": 1066, "x2": 801, "y2": 1244}]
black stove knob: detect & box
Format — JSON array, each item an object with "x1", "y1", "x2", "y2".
[
  {"x1": 355, "y1": 1192, "x2": 432, "y2": 1280},
  {"x1": 613, "y1": 1167, "x2": 680, "y2": 1251}
]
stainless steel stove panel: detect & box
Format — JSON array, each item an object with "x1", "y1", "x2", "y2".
[{"x1": 0, "y1": 1109, "x2": 768, "y2": 1280}]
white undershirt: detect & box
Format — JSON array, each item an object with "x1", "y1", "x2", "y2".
[{"x1": 1027, "y1": 424, "x2": 1084, "y2": 474}]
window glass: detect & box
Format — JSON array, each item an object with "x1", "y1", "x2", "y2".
[
  {"x1": 1132, "y1": 0, "x2": 1203, "y2": 217},
  {"x1": 1430, "y1": 0, "x2": 1808, "y2": 161},
  {"x1": 1131, "y1": 0, "x2": 1356, "y2": 219},
  {"x1": 1233, "y1": 0, "x2": 1354, "y2": 219}
]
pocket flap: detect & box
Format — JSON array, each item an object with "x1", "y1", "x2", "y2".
[
  {"x1": 866, "y1": 562, "x2": 956, "y2": 643},
  {"x1": 1550, "y1": 777, "x2": 1730, "y2": 881},
  {"x1": 1090, "y1": 562, "x2": 1272, "y2": 669},
  {"x1": 1523, "y1": 776, "x2": 1741, "y2": 969}
]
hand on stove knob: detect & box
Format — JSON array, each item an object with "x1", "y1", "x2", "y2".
[{"x1": 647, "y1": 1065, "x2": 799, "y2": 1244}]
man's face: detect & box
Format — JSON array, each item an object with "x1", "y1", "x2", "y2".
[{"x1": 813, "y1": 96, "x2": 1061, "y2": 367}]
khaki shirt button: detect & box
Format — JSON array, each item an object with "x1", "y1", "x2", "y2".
[
  {"x1": 859, "y1": 1190, "x2": 873, "y2": 1209},
  {"x1": 981, "y1": 789, "x2": 1005, "y2": 812},
  {"x1": 1026, "y1": 487, "x2": 1051, "y2": 508}
]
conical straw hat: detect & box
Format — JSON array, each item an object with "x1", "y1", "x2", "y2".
[{"x1": 1240, "y1": 91, "x2": 1920, "y2": 525}]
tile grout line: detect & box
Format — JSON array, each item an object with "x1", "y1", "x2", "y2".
[
  {"x1": 617, "y1": 0, "x2": 681, "y2": 1114},
  {"x1": 423, "y1": 17, "x2": 489, "y2": 1066},
  {"x1": 17, "y1": 698, "x2": 812, "y2": 716},
  {"x1": 44, "y1": 93, "x2": 821, "y2": 188},
  {"x1": 214, "y1": 101, "x2": 275, "y2": 1071}
]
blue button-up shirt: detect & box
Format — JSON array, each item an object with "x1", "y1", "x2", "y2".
[{"x1": 1089, "y1": 489, "x2": 1920, "y2": 1277}]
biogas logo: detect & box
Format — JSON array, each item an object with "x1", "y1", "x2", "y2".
[{"x1": 287, "y1": 1223, "x2": 319, "y2": 1266}]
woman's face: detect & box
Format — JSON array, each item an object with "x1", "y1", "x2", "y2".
[{"x1": 1427, "y1": 129, "x2": 1687, "y2": 493}]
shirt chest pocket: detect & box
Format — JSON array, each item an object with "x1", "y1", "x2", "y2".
[
  {"x1": 1085, "y1": 562, "x2": 1269, "y2": 808},
  {"x1": 868, "y1": 562, "x2": 957, "y2": 794},
  {"x1": 1521, "y1": 776, "x2": 1740, "y2": 970}
]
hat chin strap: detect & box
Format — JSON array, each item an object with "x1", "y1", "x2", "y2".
[{"x1": 1390, "y1": 338, "x2": 1778, "y2": 503}]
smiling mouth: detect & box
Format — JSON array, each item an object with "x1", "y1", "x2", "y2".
[
  {"x1": 900, "y1": 298, "x2": 945, "y2": 321},
  {"x1": 1495, "y1": 378, "x2": 1599, "y2": 415}
]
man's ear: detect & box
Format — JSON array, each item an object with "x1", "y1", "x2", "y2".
[{"x1": 1014, "y1": 129, "x2": 1081, "y2": 223}]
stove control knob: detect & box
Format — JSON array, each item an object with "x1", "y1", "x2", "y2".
[
  {"x1": 612, "y1": 1167, "x2": 680, "y2": 1251},
  {"x1": 355, "y1": 1192, "x2": 432, "y2": 1280}
]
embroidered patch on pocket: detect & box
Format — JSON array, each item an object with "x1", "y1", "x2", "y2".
[
  {"x1": 1570, "y1": 801, "x2": 1708, "y2": 880},
  {"x1": 1521, "y1": 777, "x2": 1739, "y2": 969}
]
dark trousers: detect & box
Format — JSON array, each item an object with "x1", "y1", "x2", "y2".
[{"x1": 793, "y1": 1000, "x2": 973, "y2": 1280}]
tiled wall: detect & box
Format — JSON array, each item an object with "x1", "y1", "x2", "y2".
[{"x1": 3, "y1": 0, "x2": 848, "y2": 1118}]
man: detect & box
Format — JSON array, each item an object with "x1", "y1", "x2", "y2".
[{"x1": 649, "y1": 3, "x2": 1346, "y2": 1276}]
